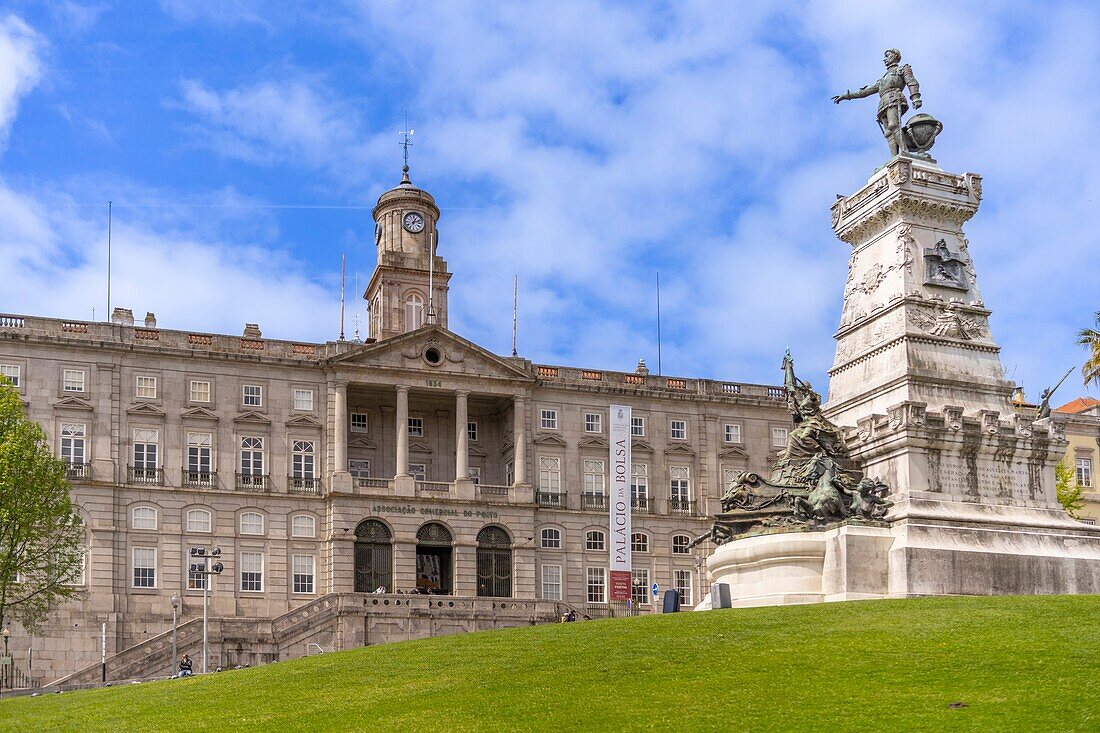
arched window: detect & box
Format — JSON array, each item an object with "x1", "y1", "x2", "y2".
[
  {"x1": 476, "y1": 526, "x2": 512, "y2": 598},
  {"x1": 354, "y1": 520, "x2": 393, "y2": 593},
  {"x1": 416, "y1": 523, "x2": 453, "y2": 594},
  {"x1": 540, "y1": 528, "x2": 562, "y2": 549},
  {"x1": 131, "y1": 506, "x2": 157, "y2": 530},
  {"x1": 585, "y1": 530, "x2": 605, "y2": 551},
  {"x1": 239, "y1": 511, "x2": 264, "y2": 535},
  {"x1": 404, "y1": 293, "x2": 424, "y2": 331},
  {"x1": 630, "y1": 532, "x2": 649, "y2": 553},
  {"x1": 672, "y1": 534, "x2": 692, "y2": 554},
  {"x1": 291, "y1": 514, "x2": 317, "y2": 538},
  {"x1": 186, "y1": 508, "x2": 212, "y2": 533}
]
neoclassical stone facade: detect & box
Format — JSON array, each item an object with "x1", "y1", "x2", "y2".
[{"x1": 0, "y1": 171, "x2": 791, "y2": 685}]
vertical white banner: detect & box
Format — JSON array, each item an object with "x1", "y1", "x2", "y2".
[{"x1": 609, "y1": 404, "x2": 632, "y2": 601}]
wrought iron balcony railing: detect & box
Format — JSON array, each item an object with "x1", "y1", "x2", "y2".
[
  {"x1": 236, "y1": 473, "x2": 271, "y2": 491},
  {"x1": 182, "y1": 469, "x2": 216, "y2": 488},
  {"x1": 631, "y1": 497, "x2": 651, "y2": 513},
  {"x1": 668, "y1": 497, "x2": 694, "y2": 515},
  {"x1": 64, "y1": 462, "x2": 92, "y2": 480},
  {"x1": 537, "y1": 491, "x2": 566, "y2": 508},
  {"x1": 581, "y1": 493, "x2": 607, "y2": 511},
  {"x1": 288, "y1": 476, "x2": 321, "y2": 494},
  {"x1": 127, "y1": 466, "x2": 164, "y2": 485}
]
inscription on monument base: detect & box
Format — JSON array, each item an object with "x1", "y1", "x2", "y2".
[{"x1": 932, "y1": 457, "x2": 1029, "y2": 499}]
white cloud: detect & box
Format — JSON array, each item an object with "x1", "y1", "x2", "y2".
[{"x1": 0, "y1": 14, "x2": 43, "y2": 150}]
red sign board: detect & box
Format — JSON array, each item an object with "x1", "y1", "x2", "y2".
[{"x1": 610, "y1": 570, "x2": 632, "y2": 601}]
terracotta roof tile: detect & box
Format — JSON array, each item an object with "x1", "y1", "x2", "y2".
[{"x1": 1054, "y1": 397, "x2": 1100, "y2": 414}]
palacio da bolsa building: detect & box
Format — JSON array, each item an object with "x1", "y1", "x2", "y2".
[{"x1": 0, "y1": 165, "x2": 792, "y2": 685}]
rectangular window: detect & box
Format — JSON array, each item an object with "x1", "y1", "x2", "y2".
[
  {"x1": 187, "y1": 432, "x2": 212, "y2": 478},
  {"x1": 670, "y1": 420, "x2": 687, "y2": 440},
  {"x1": 242, "y1": 384, "x2": 262, "y2": 407},
  {"x1": 630, "y1": 416, "x2": 645, "y2": 437},
  {"x1": 135, "y1": 375, "x2": 157, "y2": 399},
  {"x1": 674, "y1": 569, "x2": 693, "y2": 606},
  {"x1": 240, "y1": 552, "x2": 264, "y2": 592},
  {"x1": 505, "y1": 462, "x2": 515, "y2": 486},
  {"x1": 60, "y1": 423, "x2": 86, "y2": 466},
  {"x1": 293, "y1": 389, "x2": 314, "y2": 411},
  {"x1": 586, "y1": 567, "x2": 607, "y2": 604},
  {"x1": 584, "y1": 412, "x2": 602, "y2": 433},
  {"x1": 63, "y1": 369, "x2": 85, "y2": 393},
  {"x1": 348, "y1": 459, "x2": 371, "y2": 478},
  {"x1": 350, "y1": 413, "x2": 368, "y2": 432},
  {"x1": 132, "y1": 547, "x2": 156, "y2": 588},
  {"x1": 240, "y1": 436, "x2": 264, "y2": 475},
  {"x1": 541, "y1": 564, "x2": 562, "y2": 601},
  {"x1": 468, "y1": 467, "x2": 481, "y2": 485},
  {"x1": 467, "y1": 421, "x2": 478, "y2": 442},
  {"x1": 540, "y1": 409, "x2": 558, "y2": 430},
  {"x1": 409, "y1": 463, "x2": 427, "y2": 481},
  {"x1": 189, "y1": 380, "x2": 211, "y2": 403},
  {"x1": 292, "y1": 555, "x2": 315, "y2": 594},
  {"x1": 187, "y1": 563, "x2": 208, "y2": 591},
  {"x1": 407, "y1": 417, "x2": 424, "y2": 437},
  {"x1": 292, "y1": 440, "x2": 315, "y2": 479},
  {"x1": 724, "y1": 424, "x2": 742, "y2": 443},
  {"x1": 772, "y1": 427, "x2": 789, "y2": 447},
  {"x1": 538, "y1": 457, "x2": 561, "y2": 492},
  {"x1": 1077, "y1": 458, "x2": 1094, "y2": 488},
  {"x1": 631, "y1": 568, "x2": 650, "y2": 606},
  {"x1": 132, "y1": 428, "x2": 159, "y2": 471},
  {"x1": 0, "y1": 364, "x2": 20, "y2": 388}
]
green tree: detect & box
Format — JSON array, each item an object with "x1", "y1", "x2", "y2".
[
  {"x1": 1079, "y1": 310, "x2": 1100, "y2": 387},
  {"x1": 0, "y1": 380, "x2": 84, "y2": 633},
  {"x1": 1055, "y1": 459, "x2": 1084, "y2": 519}
]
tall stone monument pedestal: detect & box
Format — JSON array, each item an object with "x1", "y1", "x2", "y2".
[{"x1": 705, "y1": 155, "x2": 1100, "y2": 605}]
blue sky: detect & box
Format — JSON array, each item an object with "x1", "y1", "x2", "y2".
[{"x1": 0, "y1": 1, "x2": 1096, "y2": 401}]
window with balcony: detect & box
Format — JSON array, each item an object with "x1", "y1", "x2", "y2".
[
  {"x1": 186, "y1": 432, "x2": 213, "y2": 487},
  {"x1": 409, "y1": 463, "x2": 427, "y2": 481},
  {"x1": 349, "y1": 460, "x2": 371, "y2": 479},
  {"x1": 468, "y1": 467, "x2": 481, "y2": 485},
  {"x1": 585, "y1": 530, "x2": 605, "y2": 551},
  {"x1": 60, "y1": 423, "x2": 87, "y2": 475},
  {"x1": 239, "y1": 436, "x2": 265, "y2": 489},
  {"x1": 131, "y1": 428, "x2": 160, "y2": 484},
  {"x1": 631, "y1": 464, "x2": 649, "y2": 511},
  {"x1": 669, "y1": 466, "x2": 691, "y2": 513},
  {"x1": 582, "y1": 460, "x2": 606, "y2": 509},
  {"x1": 291, "y1": 440, "x2": 316, "y2": 490}
]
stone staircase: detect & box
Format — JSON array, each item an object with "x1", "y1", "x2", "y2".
[{"x1": 50, "y1": 617, "x2": 205, "y2": 687}]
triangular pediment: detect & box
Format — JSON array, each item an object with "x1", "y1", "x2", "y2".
[
  {"x1": 348, "y1": 436, "x2": 377, "y2": 450},
  {"x1": 499, "y1": 439, "x2": 513, "y2": 456},
  {"x1": 233, "y1": 410, "x2": 272, "y2": 425},
  {"x1": 286, "y1": 414, "x2": 323, "y2": 428},
  {"x1": 53, "y1": 395, "x2": 93, "y2": 412},
  {"x1": 469, "y1": 445, "x2": 487, "y2": 458},
  {"x1": 125, "y1": 402, "x2": 166, "y2": 418},
  {"x1": 718, "y1": 445, "x2": 750, "y2": 460},
  {"x1": 578, "y1": 436, "x2": 609, "y2": 449},
  {"x1": 328, "y1": 325, "x2": 535, "y2": 382},
  {"x1": 631, "y1": 440, "x2": 653, "y2": 453},
  {"x1": 533, "y1": 433, "x2": 567, "y2": 447},
  {"x1": 664, "y1": 444, "x2": 696, "y2": 457},
  {"x1": 181, "y1": 406, "x2": 219, "y2": 422},
  {"x1": 409, "y1": 439, "x2": 432, "y2": 454}
]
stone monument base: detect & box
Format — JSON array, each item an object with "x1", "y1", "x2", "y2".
[{"x1": 704, "y1": 516, "x2": 1100, "y2": 608}]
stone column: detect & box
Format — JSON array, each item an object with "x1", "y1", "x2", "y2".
[
  {"x1": 395, "y1": 385, "x2": 410, "y2": 477},
  {"x1": 333, "y1": 380, "x2": 348, "y2": 472},
  {"x1": 512, "y1": 396, "x2": 527, "y2": 484},
  {"x1": 455, "y1": 390, "x2": 469, "y2": 481}
]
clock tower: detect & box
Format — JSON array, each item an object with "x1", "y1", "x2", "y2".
[{"x1": 365, "y1": 165, "x2": 451, "y2": 341}]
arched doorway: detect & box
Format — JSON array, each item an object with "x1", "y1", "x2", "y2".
[
  {"x1": 415, "y1": 522, "x2": 453, "y2": 594},
  {"x1": 476, "y1": 525, "x2": 512, "y2": 598},
  {"x1": 354, "y1": 520, "x2": 393, "y2": 593}
]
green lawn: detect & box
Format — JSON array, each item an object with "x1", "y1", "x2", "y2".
[{"x1": 2, "y1": 595, "x2": 1097, "y2": 732}]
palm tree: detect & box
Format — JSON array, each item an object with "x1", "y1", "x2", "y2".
[{"x1": 1079, "y1": 310, "x2": 1100, "y2": 387}]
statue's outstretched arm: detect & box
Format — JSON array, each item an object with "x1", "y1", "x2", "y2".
[{"x1": 834, "y1": 83, "x2": 877, "y2": 103}]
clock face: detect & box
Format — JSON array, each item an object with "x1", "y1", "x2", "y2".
[{"x1": 402, "y1": 211, "x2": 425, "y2": 233}]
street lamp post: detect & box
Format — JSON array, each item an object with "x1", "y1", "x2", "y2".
[
  {"x1": 188, "y1": 546, "x2": 223, "y2": 674},
  {"x1": 1, "y1": 624, "x2": 10, "y2": 696},
  {"x1": 170, "y1": 594, "x2": 179, "y2": 678}
]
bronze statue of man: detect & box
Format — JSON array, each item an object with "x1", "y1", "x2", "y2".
[{"x1": 833, "y1": 49, "x2": 922, "y2": 157}]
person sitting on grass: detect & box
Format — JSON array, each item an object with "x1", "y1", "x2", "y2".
[{"x1": 177, "y1": 654, "x2": 193, "y2": 678}]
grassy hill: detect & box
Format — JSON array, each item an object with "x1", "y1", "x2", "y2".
[{"x1": 2, "y1": 595, "x2": 1097, "y2": 732}]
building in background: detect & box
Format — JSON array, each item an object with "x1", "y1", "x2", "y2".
[
  {"x1": 0, "y1": 168, "x2": 790, "y2": 685},
  {"x1": 1055, "y1": 397, "x2": 1100, "y2": 524}
]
